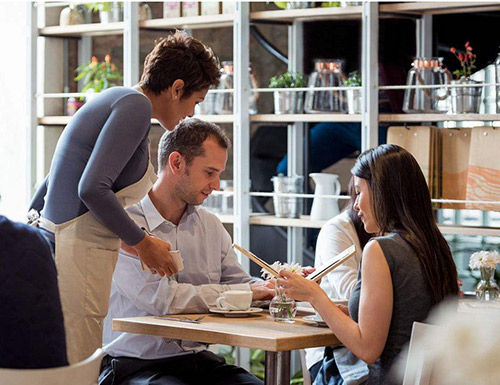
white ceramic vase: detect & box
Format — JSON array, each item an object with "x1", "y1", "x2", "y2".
[{"x1": 309, "y1": 173, "x2": 341, "y2": 221}]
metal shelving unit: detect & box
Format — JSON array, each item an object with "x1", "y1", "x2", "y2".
[{"x1": 29, "y1": 1, "x2": 500, "y2": 253}]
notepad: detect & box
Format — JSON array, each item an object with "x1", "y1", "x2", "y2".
[
  {"x1": 232, "y1": 243, "x2": 356, "y2": 282},
  {"x1": 305, "y1": 244, "x2": 356, "y2": 282}
]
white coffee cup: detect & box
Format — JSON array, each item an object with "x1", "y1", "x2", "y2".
[
  {"x1": 170, "y1": 250, "x2": 184, "y2": 272},
  {"x1": 216, "y1": 290, "x2": 252, "y2": 311}
]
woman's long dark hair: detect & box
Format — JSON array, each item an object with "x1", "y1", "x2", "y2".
[
  {"x1": 346, "y1": 177, "x2": 372, "y2": 250},
  {"x1": 351, "y1": 144, "x2": 458, "y2": 304}
]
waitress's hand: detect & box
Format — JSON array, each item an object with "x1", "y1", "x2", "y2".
[
  {"x1": 133, "y1": 234, "x2": 178, "y2": 277},
  {"x1": 277, "y1": 269, "x2": 323, "y2": 303}
]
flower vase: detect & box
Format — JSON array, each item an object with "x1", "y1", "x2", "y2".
[
  {"x1": 475, "y1": 266, "x2": 500, "y2": 301},
  {"x1": 269, "y1": 280, "x2": 297, "y2": 322}
]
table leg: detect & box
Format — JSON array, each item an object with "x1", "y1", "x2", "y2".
[{"x1": 265, "y1": 351, "x2": 291, "y2": 385}]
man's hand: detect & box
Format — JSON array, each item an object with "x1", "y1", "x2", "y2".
[
  {"x1": 132, "y1": 234, "x2": 178, "y2": 277},
  {"x1": 250, "y1": 280, "x2": 275, "y2": 301}
]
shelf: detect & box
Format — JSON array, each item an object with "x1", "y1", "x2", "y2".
[
  {"x1": 379, "y1": 113, "x2": 500, "y2": 123},
  {"x1": 249, "y1": 214, "x2": 500, "y2": 236},
  {"x1": 250, "y1": 114, "x2": 361, "y2": 123},
  {"x1": 140, "y1": 14, "x2": 234, "y2": 30},
  {"x1": 38, "y1": 115, "x2": 235, "y2": 126},
  {"x1": 215, "y1": 214, "x2": 235, "y2": 224},
  {"x1": 380, "y1": 2, "x2": 500, "y2": 16},
  {"x1": 39, "y1": 22, "x2": 125, "y2": 37},
  {"x1": 250, "y1": 6, "x2": 362, "y2": 23},
  {"x1": 249, "y1": 214, "x2": 325, "y2": 229}
]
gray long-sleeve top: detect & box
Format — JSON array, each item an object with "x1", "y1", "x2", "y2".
[{"x1": 30, "y1": 87, "x2": 152, "y2": 246}]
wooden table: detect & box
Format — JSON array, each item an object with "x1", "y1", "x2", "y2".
[{"x1": 113, "y1": 312, "x2": 340, "y2": 385}]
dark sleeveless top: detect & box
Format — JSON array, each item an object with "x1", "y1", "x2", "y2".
[{"x1": 348, "y1": 232, "x2": 434, "y2": 385}]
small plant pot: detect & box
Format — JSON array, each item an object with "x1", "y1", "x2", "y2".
[
  {"x1": 346, "y1": 88, "x2": 362, "y2": 114},
  {"x1": 273, "y1": 90, "x2": 304, "y2": 114},
  {"x1": 450, "y1": 78, "x2": 483, "y2": 114}
]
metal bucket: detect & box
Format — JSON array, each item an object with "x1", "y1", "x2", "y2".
[
  {"x1": 273, "y1": 91, "x2": 304, "y2": 114},
  {"x1": 346, "y1": 88, "x2": 362, "y2": 114},
  {"x1": 271, "y1": 175, "x2": 304, "y2": 218},
  {"x1": 450, "y1": 78, "x2": 483, "y2": 114}
]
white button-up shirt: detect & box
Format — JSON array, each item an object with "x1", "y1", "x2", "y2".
[{"x1": 103, "y1": 194, "x2": 252, "y2": 359}]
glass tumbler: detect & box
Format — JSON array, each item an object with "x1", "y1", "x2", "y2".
[
  {"x1": 214, "y1": 61, "x2": 259, "y2": 115},
  {"x1": 305, "y1": 59, "x2": 347, "y2": 113}
]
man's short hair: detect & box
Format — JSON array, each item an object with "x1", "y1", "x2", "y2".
[
  {"x1": 158, "y1": 118, "x2": 230, "y2": 172},
  {"x1": 140, "y1": 30, "x2": 221, "y2": 98}
]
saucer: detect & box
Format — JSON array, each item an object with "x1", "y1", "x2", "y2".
[
  {"x1": 303, "y1": 315, "x2": 328, "y2": 327},
  {"x1": 209, "y1": 307, "x2": 263, "y2": 317}
]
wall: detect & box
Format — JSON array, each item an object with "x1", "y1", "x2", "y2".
[{"x1": 0, "y1": 2, "x2": 30, "y2": 221}]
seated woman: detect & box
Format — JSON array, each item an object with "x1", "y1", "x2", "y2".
[
  {"x1": 279, "y1": 144, "x2": 459, "y2": 385},
  {"x1": 307, "y1": 178, "x2": 372, "y2": 384},
  {"x1": 0, "y1": 216, "x2": 67, "y2": 368}
]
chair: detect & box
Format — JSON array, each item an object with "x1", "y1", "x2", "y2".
[
  {"x1": 402, "y1": 322, "x2": 440, "y2": 385},
  {"x1": 299, "y1": 349, "x2": 312, "y2": 385},
  {"x1": 0, "y1": 348, "x2": 105, "y2": 385}
]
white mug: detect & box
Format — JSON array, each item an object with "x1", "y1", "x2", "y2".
[{"x1": 216, "y1": 290, "x2": 252, "y2": 311}]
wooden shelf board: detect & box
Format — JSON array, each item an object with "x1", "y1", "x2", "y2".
[
  {"x1": 250, "y1": 114, "x2": 361, "y2": 123},
  {"x1": 39, "y1": 22, "x2": 125, "y2": 37},
  {"x1": 140, "y1": 14, "x2": 234, "y2": 30},
  {"x1": 39, "y1": 115, "x2": 234, "y2": 126},
  {"x1": 249, "y1": 214, "x2": 500, "y2": 236},
  {"x1": 380, "y1": 2, "x2": 500, "y2": 15},
  {"x1": 249, "y1": 214, "x2": 325, "y2": 229},
  {"x1": 250, "y1": 6, "x2": 362, "y2": 23},
  {"x1": 379, "y1": 113, "x2": 500, "y2": 123}
]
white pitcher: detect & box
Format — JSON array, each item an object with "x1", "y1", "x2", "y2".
[{"x1": 309, "y1": 173, "x2": 341, "y2": 220}]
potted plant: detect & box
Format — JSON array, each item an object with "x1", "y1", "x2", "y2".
[
  {"x1": 345, "y1": 70, "x2": 362, "y2": 114},
  {"x1": 86, "y1": 2, "x2": 123, "y2": 23},
  {"x1": 449, "y1": 41, "x2": 483, "y2": 114},
  {"x1": 269, "y1": 71, "x2": 306, "y2": 114},
  {"x1": 74, "y1": 54, "x2": 123, "y2": 102}
]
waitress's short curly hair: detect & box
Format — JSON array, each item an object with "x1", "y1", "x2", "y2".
[{"x1": 140, "y1": 30, "x2": 221, "y2": 98}]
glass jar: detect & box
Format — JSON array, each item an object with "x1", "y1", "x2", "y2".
[
  {"x1": 214, "y1": 61, "x2": 258, "y2": 115},
  {"x1": 138, "y1": 2, "x2": 152, "y2": 21},
  {"x1": 305, "y1": 59, "x2": 347, "y2": 114},
  {"x1": 475, "y1": 266, "x2": 500, "y2": 301},
  {"x1": 402, "y1": 57, "x2": 450, "y2": 113},
  {"x1": 59, "y1": 4, "x2": 86, "y2": 26},
  {"x1": 494, "y1": 48, "x2": 500, "y2": 113},
  {"x1": 269, "y1": 279, "x2": 297, "y2": 322}
]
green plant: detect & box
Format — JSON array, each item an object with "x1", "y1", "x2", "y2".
[
  {"x1": 450, "y1": 41, "x2": 477, "y2": 79},
  {"x1": 269, "y1": 71, "x2": 306, "y2": 88},
  {"x1": 74, "y1": 54, "x2": 123, "y2": 97},
  {"x1": 345, "y1": 70, "x2": 362, "y2": 86},
  {"x1": 86, "y1": 2, "x2": 112, "y2": 13}
]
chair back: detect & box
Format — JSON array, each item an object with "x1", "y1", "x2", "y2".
[
  {"x1": 0, "y1": 348, "x2": 105, "y2": 385},
  {"x1": 402, "y1": 322, "x2": 440, "y2": 385}
]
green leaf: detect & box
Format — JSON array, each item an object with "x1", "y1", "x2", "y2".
[{"x1": 273, "y1": 2, "x2": 288, "y2": 9}]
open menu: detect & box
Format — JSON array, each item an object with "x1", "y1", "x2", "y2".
[{"x1": 232, "y1": 244, "x2": 356, "y2": 283}]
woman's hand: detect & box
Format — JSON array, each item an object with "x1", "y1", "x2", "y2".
[
  {"x1": 132, "y1": 234, "x2": 178, "y2": 277},
  {"x1": 277, "y1": 270, "x2": 324, "y2": 303}
]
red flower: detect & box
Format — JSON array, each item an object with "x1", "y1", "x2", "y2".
[
  {"x1": 450, "y1": 41, "x2": 477, "y2": 79},
  {"x1": 450, "y1": 47, "x2": 456, "y2": 53},
  {"x1": 105, "y1": 54, "x2": 111, "y2": 63},
  {"x1": 91, "y1": 56, "x2": 98, "y2": 63},
  {"x1": 458, "y1": 53, "x2": 464, "y2": 61},
  {"x1": 465, "y1": 41, "x2": 470, "y2": 48}
]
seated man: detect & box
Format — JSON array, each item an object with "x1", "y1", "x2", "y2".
[
  {"x1": 100, "y1": 118, "x2": 274, "y2": 385},
  {"x1": 0, "y1": 215, "x2": 67, "y2": 368}
]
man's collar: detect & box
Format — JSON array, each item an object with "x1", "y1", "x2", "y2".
[
  {"x1": 140, "y1": 194, "x2": 200, "y2": 231},
  {"x1": 140, "y1": 194, "x2": 165, "y2": 232}
]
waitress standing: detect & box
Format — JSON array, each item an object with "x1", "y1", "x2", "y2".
[{"x1": 30, "y1": 31, "x2": 221, "y2": 364}]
